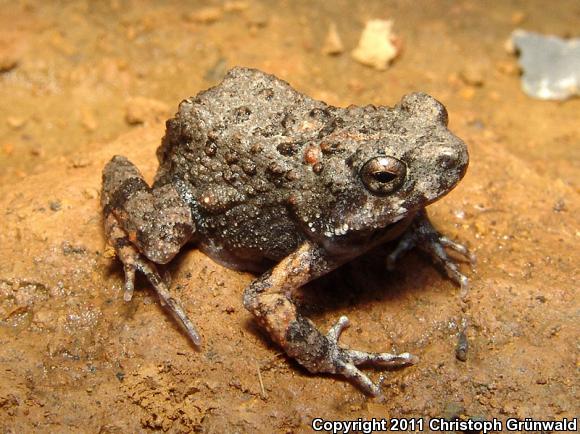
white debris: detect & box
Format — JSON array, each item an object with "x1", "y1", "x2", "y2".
[
  {"x1": 511, "y1": 29, "x2": 580, "y2": 100},
  {"x1": 351, "y1": 19, "x2": 401, "y2": 70}
]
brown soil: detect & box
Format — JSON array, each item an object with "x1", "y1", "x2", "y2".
[{"x1": 1, "y1": 0, "x2": 578, "y2": 432}]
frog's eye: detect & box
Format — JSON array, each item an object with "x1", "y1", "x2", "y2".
[{"x1": 360, "y1": 156, "x2": 407, "y2": 195}]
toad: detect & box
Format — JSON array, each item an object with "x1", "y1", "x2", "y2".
[{"x1": 101, "y1": 67, "x2": 473, "y2": 395}]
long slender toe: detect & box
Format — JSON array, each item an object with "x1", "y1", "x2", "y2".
[
  {"x1": 347, "y1": 350, "x2": 418, "y2": 367},
  {"x1": 338, "y1": 362, "x2": 382, "y2": 396},
  {"x1": 123, "y1": 264, "x2": 136, "y2": 302},
  {"x1": 135, "y1": 258, "x2": 202, "y2": 347},
  {"x1": 440, "y1": 236, "x2": 476, "y2": 266},
  {"x1": 386, "y1": 232, "x2": 417, "y2": 270},
  {"x1": 327, "y1": 316, "x2": 350, "y2": 342}
]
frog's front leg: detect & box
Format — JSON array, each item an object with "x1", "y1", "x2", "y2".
[
  {"x1": 101, "y1": 155, "x2": 201, "y2": 346},
  {"x1": 243, "y1": 241, "x2": 417, "y2": 396},
  {"x1": 387, "y1": 210, "x2": 475, "y2": 297}
]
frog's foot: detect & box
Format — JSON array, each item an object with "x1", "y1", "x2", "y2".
[
  {"x1": 104, "y1": 212, "x2": 202, "y2": 347},
  {"x1": 324, "y1": 315, "x2": 418, "y2": 396},
  {"x1": 387, "y1": 211, "x2": 475, "y2": 298}
]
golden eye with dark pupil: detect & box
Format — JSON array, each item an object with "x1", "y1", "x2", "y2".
[
  {"x1": 360, "y1": 156, "x2": 406, "y2": 195},
  {"x1": 372, "y1": 171, "x2": 397, "y2": 183}
]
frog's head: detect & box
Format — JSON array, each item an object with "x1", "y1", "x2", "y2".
[
  {"x1": 290, "y1": 93, "x2": 468, "y2": 243},
  {"x1": 345, "y1": 92, "x2": 468, "y2": 229}
]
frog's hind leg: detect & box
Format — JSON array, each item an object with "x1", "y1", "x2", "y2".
[
  {"x1": 102, "y1": 155, "x2": 201, "y2": 346},
  {"x1": 243, "y1": 241, "x2": 417, "y2": 396}
]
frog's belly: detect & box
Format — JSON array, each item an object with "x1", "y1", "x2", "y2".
[
  {"x1": 197, "y1": 232, "x2": 304, "y2": 273},
  {"x1": 195, "y1": 207, "x2": 306, "y2": 273}
]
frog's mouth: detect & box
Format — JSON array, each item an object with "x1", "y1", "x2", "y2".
[
  {"x1": 370, "y1": 213, "x2": 417, "y2": 242},
  {"x1": 320, "y1": 212, "x2": 417, "y2": 257}
]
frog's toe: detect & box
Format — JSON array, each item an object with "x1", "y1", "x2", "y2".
[
  {"x1": 336, "y1": 350, "x2": 418, "y2": 396},
  {"x1": 336, "y1": 360, "x2": 382, "y2": 396},
  {"x1": 326, "y1": 315, "x2": 351, "y2": 343},
  {"x1": 386, "y1": 232, "x2": 417, "y2": 271},
  {"x1": 132, "y1": 255, "x2": 203, "y2": 347},
  {"x1": 105, "y1": 213, "x2": 202, "y2": 347},
  {"x1": 420, "y1": 235, "x2": 472, "y2": 298},
  {"x1": 325, "y1": 316, "x2": 417, "y2": 396},
  {"x1": 439, "y1": 236, "x2": 476, "y2": 266},
  {"x1": 122, "y1": 263, "x2": 136, "y2": 302},
  {"x1": 346, "y1": 349, "x2": 419, "y2": 368}
]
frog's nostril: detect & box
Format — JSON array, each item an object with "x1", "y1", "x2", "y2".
[{"x1": 437, "y1": 153, "x2": 457, "y2": 169}]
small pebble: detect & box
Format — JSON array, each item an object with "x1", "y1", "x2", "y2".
[
  {"x1": 125, "y1": 97, "x2": 169, "y2": 125},
  {"x1": 246, "y1": 8, "x2": 269, "y2": 31},
  {"x1": 552, "y1": 198, "x2": 566, "y2": 212},
  {"x1": 70, "y1": 157, "x2": 90, "y2": 168},
  {"x1": 6, "y1": 116, "x2": 26, "y2": 129},
  {"x1": 2, "y1": 143, "x2": 14, "y2": 155},
  {"x1": 83, "y1": 188, "x2": 99, "y2": 200},
  {"x1": 80, "y1": 108, "x2": 98, "y2": 132},
  {"x1": 49, "y1": 200, "x2": 61, "y2": 211},
  {"x1": 205, "y1": 58, "x2": 228, "y2": 82},
  {"x1": 496, "y1": 60, "x2": 520, "y2": 76},
  {"x1": 223, "y1": 1, "x2": 248, "y2": 13},
  {"x1": 188, "y1": 7, "x2": 223, "y2": 24},
  {"x1": 455, "y1": 330, "x2": 469, "y2": 362},
  {"x1": 321, "y1": 22, "x2": 344, "y2": 55},
  {"x1": 511, "y1": 11, "x2": 526, "y2": 25},
  {"x1": 453, "y1": 209, "x2": 466, "y2": 220},
  {"x1": 0, "y1": 53, "x2": 18, "y2": 73},
  {"x1": 459, "y1": 66, "x2": 485, "y2": 87}
]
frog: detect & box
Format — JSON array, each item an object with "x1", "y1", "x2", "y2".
[{"x1": 101, "y1": 67, "x2": 473, "y2": 396}]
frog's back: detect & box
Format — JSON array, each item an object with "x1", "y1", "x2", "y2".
[
  {"x1": 153, "y1": 68, "x2": 333, "y2": 270},
  {"x1": 155, "y1": 67, "x2": 331, "y2": 184},
  {"x1": 193, "y1": 67, "x2": 311, "y2": 129}
]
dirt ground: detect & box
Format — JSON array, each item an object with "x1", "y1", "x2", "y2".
[{"x1": 0, "y1": 0, "x2": 578, "y2": 432}]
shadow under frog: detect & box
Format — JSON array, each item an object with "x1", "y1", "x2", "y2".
[{"x1": 101, "y1": 67, "x2": 473, "y2": 396}]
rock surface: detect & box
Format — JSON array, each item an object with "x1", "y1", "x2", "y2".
[
  {"x1": 0, "y1": 116, "x2": 577, "y2": 431},
  {"x1": 0, "y1": 0, "x2": 579, "y2": 431}
]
